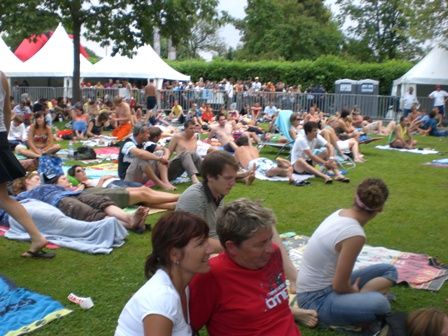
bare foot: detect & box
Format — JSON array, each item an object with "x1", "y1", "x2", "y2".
[
  {"x1": 130, "y1": 206, "x2": 150, "y2": 232},
  {"x1": 244, "y1": 172, "x2": 255, "y2": 185},
  {"x1": 160, "y1": 182, "x2": 177, "y2": 191},
  {"x1": 23, "y1": 235, "x2": 50, "y2": 257},
  {"x1": 291, "y1": 305, "x2": 319, "y2": 328}
]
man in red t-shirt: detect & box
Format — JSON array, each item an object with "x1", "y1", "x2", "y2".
[{"x1": 189, "y1": 199, "x2": 302, "y2": 336}]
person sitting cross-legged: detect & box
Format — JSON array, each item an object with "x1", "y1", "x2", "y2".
[
  {"x1": 291, "y1": 121, "x2": 349, "y2": 184},
  {"x1": 388, "y1": 116, "x2": 417, "y2": 149},
  {"x1": 118, "y1": 124, "x2": 175, "y2": 191},
  {"x1": 167, "y1": 120, "x2": 202, "y2": 185}
]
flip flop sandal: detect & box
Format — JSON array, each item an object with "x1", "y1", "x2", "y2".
[
  {"x1": 335, "y1": 177, "x2": 350, "y2": 183},
  {"x1": 22, "y1": 249, "x2": 56, "y2": 259},
  {"x1": 324, "y1": 179, "x2": 333, "y2": 184}
]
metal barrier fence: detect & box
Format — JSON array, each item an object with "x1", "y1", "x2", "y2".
[{"x1": 12, "y1": 87, "x2": 435, "y2": 120}]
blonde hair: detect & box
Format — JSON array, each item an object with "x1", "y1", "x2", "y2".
[{"x1": 11, "y1": 171, "x2": 39, "y2": 195}]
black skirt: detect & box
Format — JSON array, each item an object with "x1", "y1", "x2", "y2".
[{"x1": 0, "y1": 132, "x2": 26, "y2": 184}]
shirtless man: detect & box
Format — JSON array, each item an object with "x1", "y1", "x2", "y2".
[
  {"x1": 208, "y1": 112, "x2": 235, "y2": 152},
  {"x1": 112, "y1": 96, "x2": 132, "y2": 141},
  {"x1": 167, "y1": 120, "x2": 202, "y2": 184},
  {"x1": 233, "y1": 135, "x2": 292, "y2": 179},
  {"x1": 144, "y1": 79, "x2": 157, "y2": 113}
]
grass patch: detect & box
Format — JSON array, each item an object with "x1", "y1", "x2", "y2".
[{"x1": 0, "y1": 135, "x2": 447, "y2": 336}]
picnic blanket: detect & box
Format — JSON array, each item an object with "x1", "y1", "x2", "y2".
[
  {"x1": 282, "y1": 234, "x2": 448, "y2": 291},
  {"x1": 4, "y1": 200, "x2": 128, "y2": 254},
  {"x1": 375, "y1": 145, "x2": 438, "y2": 155},
  {"x1": 0, "y1": 276, "x2": 72, "y2": 335},
  {"x1": 255, "y1": 172, "x2": 314, "y2": 182},
  {"x1": 94, "y1": 147, "x2": 119, "y2": 161},
  {"x1": 424, "y1": 158, "x2": 448, "y2": 168}
]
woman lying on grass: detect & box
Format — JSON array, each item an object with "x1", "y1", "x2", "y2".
[
  {"x1": 296, "y1": 178, "x2": 397, "y2": 331},
  {"x1": 13, "y1": 172, "x2": 149, "y2": 233},
  {"x1": 115, "y1": 211, "x2": 212, "y2": 336}
]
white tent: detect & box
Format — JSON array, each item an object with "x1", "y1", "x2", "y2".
[
  {"x1": 392, "y1": 46, "x2": 448, "y2": 96},
  {"x1": 19, "y1": 23, "x2": 94, "y2": 78},
  {"x1": 0, "y1": 35, "x2": 27, "y2": 76},
  {"x1": 86, "y1": 44, "x2": 190, "y2": 81}
]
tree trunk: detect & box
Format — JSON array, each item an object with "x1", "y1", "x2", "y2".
[{"x1": 71, "y1": 1, "x2": 82, "y2": 102}]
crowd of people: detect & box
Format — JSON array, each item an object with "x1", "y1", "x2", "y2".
[{"x1": 2, "y1": 71, "x2": 447, "y2": 336}]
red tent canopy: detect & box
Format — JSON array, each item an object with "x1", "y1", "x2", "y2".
[{"x1": 14, "y1": 32, "x2": 90, "y2": 62}]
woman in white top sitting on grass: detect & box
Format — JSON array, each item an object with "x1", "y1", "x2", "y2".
[
  {"x1": 296, "y1": 178, "x2": 397, "y2": 331},
  {"x1": 115, "y1": 211, "x2": 211, "y2": 336}
]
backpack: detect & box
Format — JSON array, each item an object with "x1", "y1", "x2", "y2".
[{"x1": 74, "y1": 146, "x2": 97, "y2": 160}]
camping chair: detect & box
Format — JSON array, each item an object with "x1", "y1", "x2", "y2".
[{"x1": 258, "y1": 110, "x2": 294, "y2": 158}]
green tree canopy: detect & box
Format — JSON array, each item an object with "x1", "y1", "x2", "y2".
[
  {"x1": 235, "y1": 0, "x2": 343, "y2": 61},
  {"x1": 0, "y1": 0, "x2": 220, "y2": 101},
  {"x1": 336, "y1": 0, "x2": 422, "y2": 62}
]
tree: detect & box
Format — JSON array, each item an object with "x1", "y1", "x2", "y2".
[
  {"x1": 0, "y1": 0, "x2": 220, "y2": 101},
  {"x1": 235, "y1": 0, "x2": 343, "y2": 61},
  {"x1": 176, "y1": 16, "x2": 229, "y2": 59},
  {"x1": 336, "y1": 0, "x2": 421, "y2": 61},
  {"x1": 401, "y1": 0, "x2": 448, "y2": 46}
]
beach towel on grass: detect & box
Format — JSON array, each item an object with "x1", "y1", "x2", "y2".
[
  {"x1": 5, "y1": 200, "x2": 128, "y2": 254},
  {"x1": 424, "y1": 158, "x2": 448, "y2": 168},
  {"x1": 375, "y1": 145, "x2": 438, "y2": 155},
  {"x1": 0, "y1": 276, "x2": 71, "y2": 335},
  {"x1": 282, "y1": 234, "x2": 448, "y2": 291}
]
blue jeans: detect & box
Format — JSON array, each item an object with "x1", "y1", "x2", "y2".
[{"x1": 297, "y1": 264, "x2": 397, "y2": 326}]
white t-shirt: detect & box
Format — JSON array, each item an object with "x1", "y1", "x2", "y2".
[
  {"x1": 7, "y1": 122, "x2": 27, "y2": 141},
  {"x1": 115, "y1": 269, "x2": 191, "y2": 336},
  {"x1": 291, "y1": 133, "x2": 327, "y2": 163},
  {"x1": 402, "y1": 92, "x2": 418, "y2": 109},
  {"x1": 296, "y1": 210, "x2": 365, "y2": 293},
  {"x1": 429, "y1": 90, "x2": 448, "y2": 106}
]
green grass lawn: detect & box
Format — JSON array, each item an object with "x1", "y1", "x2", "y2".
[{"x1": 0, "y1": 135, "x2": 447, "y2": 336}]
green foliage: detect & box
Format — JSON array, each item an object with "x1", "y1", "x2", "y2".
[
  {"x1": 0, "y1": 135, "x2": 447, "y2": 336},
  {"x1": 169, "y1": 57, "x2": 413, "y2": 94},
  {"x1": 401, "y1": 0, "x2": 448, "y2": 44},
  {"x1": 0, "y1": 0, "x2": 222, "y2": 100},
  {"x1": 336, "y1": 0, "x2": 423, "y2": 61},
  {"x1": 235, "y1": 0, "x2": 343, "y2": 61}
]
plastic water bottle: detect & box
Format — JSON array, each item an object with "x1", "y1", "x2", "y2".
[{"x1": 68, "y1": 141, "x2": 74, "y2": 158}]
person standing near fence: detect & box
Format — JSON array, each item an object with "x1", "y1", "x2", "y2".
[
  {"x1": 111, "y1": 96, "x2": 132, "y2": 141},
  {"x1": 429, "y1": 85, "x2": 448, "y2": 118},
  {"x1": 144, "y1": 79, "x2": 157, "y2": 113},
  {"x1": 0, "y1": 70, "x2": 55, "y2": 259},
  {"x1": 402, "y1": 87, "x2": 419, "y2": 117}
]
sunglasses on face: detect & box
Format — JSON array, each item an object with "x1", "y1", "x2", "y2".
[{"x1": 75, "y1": 168, "x2": 86, "y2": 173}]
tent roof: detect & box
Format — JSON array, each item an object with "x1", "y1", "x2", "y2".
[
  {"x1": 87, "y1": 45, "x2": 190, "y2": 81},
  {"x1": 15, "y1": 34, "x2": 49, "y2": 62},
  {"x1": 15, "y1": 32, "x2": 90, "y2": 62},
  {"x1": 0, "y1": 35, "x2": 27, "y2": 76},
  {"x1": 20, "y1": 23, "x2": 94, "y2": 77},
  {"x1": 393, "y1": 46, "x2": 448, "y2": 86}
]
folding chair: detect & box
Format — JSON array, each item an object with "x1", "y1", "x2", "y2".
[{"x1": 258, "y1": 110, "x2": 294, "y2": 158}]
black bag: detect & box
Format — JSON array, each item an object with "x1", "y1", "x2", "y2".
[{"x1": 74, "y1": 146, "x2": 97, "y2": 160}]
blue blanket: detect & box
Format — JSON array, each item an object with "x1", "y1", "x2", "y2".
[{"x1": 0, "y1": 276, "x2": 71, "y2": 335}]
